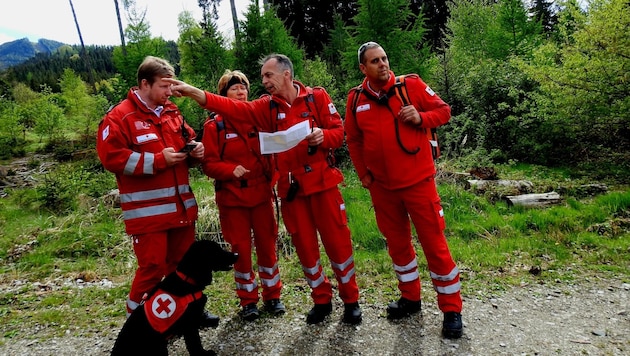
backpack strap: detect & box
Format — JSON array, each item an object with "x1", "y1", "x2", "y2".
[{"x1": 393, "y1": 75, "x2": 441, "y2": 160}]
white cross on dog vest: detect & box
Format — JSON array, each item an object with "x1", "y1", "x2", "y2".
[{"x1": 144, "y1": 289, "x2": 203, "y2": 334}]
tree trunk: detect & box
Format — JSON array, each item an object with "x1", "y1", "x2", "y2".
[
  {"x1": 68, "y1": 0, "x2": 95, "y2": 86},
  {"x1": 113, "y1": 0, "x2": 127, "y2": 55},
  {"x1": 229, "y1": 0, "x2": 239, "y2": 40}
]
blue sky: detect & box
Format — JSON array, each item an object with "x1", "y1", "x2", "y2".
[{"x1": 0, "y1": 0, "x2": 251, "y2": 46}]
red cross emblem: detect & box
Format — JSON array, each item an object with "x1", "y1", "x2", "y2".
[{"x1": 151, "y1": 293, "x2": 176, "y2": 319}]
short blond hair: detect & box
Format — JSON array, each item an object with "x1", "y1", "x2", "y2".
[{"x1": 217, "y1": 70, "x2": 250, "y2": 97}]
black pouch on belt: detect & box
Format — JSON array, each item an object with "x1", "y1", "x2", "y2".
[{"x1": 286, "y1": 172, "x2": 299, "y2": 202}]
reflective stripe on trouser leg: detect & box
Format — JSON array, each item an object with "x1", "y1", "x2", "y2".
[
  {"x1": 282, "y1": 194, "x2": 333, "y2": 304},
  {"x1": 368, "y1": 182, "x2": 422, "y2": 301},
  {"x1": 313, "y1": 188, "x2": 360, "y2": 303}
]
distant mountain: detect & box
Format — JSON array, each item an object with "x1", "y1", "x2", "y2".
[{"x1": 0, "y1": 38, "x2": 66, "y2": 71}]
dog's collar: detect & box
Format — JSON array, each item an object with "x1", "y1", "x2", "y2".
[{"x1": 176, "y1": 270, "x2": 197, "y2": 285}]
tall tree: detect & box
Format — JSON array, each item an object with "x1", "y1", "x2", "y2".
[
  {"x1": 269, "y1": 0, "x2": 359, "y2": 57},
  {"x1": 528, "y1": 0, "x2": 559, "y2": 37},
  {"x1": 523, "y1": 0, "x2": 630, "y2": 163},
  {"x1": 68, "y1": 0, "x2": 95, "y2": 86},
  {"x1": 229, "y1": 0, "x2": 240, "y2": 40},
  {"x1": 114, "y1": 0, "x2": 127, "y2": 55},
  {"x1": 234, "y1": 0, "x2": 304, "y2": 96},
  {"x1": 345, "y1": 0, "x2": 433, "y2": 82}
]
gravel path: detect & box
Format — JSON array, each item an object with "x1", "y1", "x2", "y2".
[{"x1": 1, "y1": 276, "x2": 628, "y2": 355}]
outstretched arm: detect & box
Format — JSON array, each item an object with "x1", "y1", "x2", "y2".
[{"x1": 163, "y1": 78, "x2": 208, "y2": 106}]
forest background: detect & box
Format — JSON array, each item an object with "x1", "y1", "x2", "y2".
[{"x1": 0, "y1": 0, "x2": 628, "y2": 350}]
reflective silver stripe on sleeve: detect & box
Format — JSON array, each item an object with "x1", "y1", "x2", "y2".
[
  {"x1": 396, "y1": 270, "x2": 420, "y2": 283},
  {"x1": 434, "y1": 281, "x2": 461, "y2": 295},
  {"x1": 261, "y1": 273, "x2": 281, "y2": 287},
  {"x1": 183, "y1": 197, "x2": 197, "y2": 209},
  {"x1": 393, "y1": 258, "x2": 418, "y2": 273},
  {"x1": 120, "y1": 187, "x2": 177, "y2": 203},
  {"x1": 331, "y1": 256, "x2": 354, "y2": 271},
  {"x1": 178, "y1": 184, "x2": 191, "y2": 193},
  {"x1": 143, "y1": 152, "x2": 154, "y2": 174},
  {"x1": 430, "y1": 266, "x2": 459, "y2": 282},
  {"x1": 124, "y1": 152, "x2": 141, "y2": 175},
  {"x1": 123, "y1": 203, "x2": 177, "y2": 220}
]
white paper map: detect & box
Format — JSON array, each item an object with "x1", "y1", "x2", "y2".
[{"x1": 259, "y1": 120, "x2": 310, "y2": 154}]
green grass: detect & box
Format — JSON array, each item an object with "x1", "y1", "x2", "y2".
[{"x1": 0, "y1": 159, "x2": 629, "y2": 342}]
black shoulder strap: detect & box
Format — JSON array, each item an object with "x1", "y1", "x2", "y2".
[{"x1": 350, "y1": 86, "x2": 363, "y2": 117}]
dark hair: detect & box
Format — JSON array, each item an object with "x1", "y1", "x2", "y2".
[{"x1": 259, "y1": 54, "x2": 294, "y2": 78}]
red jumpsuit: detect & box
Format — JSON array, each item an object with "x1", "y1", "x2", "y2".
[
  {"x1": 345, "y1": 72, "x2": 462, "y2": 313},
  {"x1": 97, "y1": 88, "x2": 198, "y2": 314},
  {"x1": 201, "y1": 113, "x2": 282, "y2": 307},
  {"x1": 198, "y1": 82, "x2": 359, "y2": 305}
]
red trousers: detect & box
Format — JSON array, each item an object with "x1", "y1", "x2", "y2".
[
  {"x1": 127, "y1": 225, "x2": 196, "y2": 314},
  {"x1": 218, "y1": 200, "x2": 282, "y2": 307},
  {"x1": 281, "y1": 187, "x2": 359, "y2": 304},
  {"x1": 369, "y1": 177, "x2": 462, "y2": 313}
]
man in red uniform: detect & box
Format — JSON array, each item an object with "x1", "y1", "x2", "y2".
[
  {"x1": 201, "y1": 70, "x2": 284, "y2": 321},
  {"x1": 166, "y1": 54, "x2": 362, "y2": 325},
  {"x1": 344, "y1": 42, "x2": 463, "y2": 338},
  {"x1": 96, "y1": 56, "x2": 218, "y2": 327}
]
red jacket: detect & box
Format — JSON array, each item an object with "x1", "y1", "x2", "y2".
[
  {"x1": 345, "y1": 72, "x2": 451, "y2": 190},
  {"x1": 201, "y1": 113, "x2": 274, "y2": 207},
  {"x1": 199, "y1": 81, "x2": 344, "y2": 199},
  {"x1": 96, "y1": 88, "x2": 198, "y2": 235}
]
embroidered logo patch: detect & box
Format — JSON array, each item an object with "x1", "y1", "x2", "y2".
[
  {"x1": 151, "y1": 293, "x2": 176, "y2": 319},
  {"x1": 102, "y1": 125, "x2": 110, "y2": 141},
  {"x1": 225, "y1": 133, "x2": 238, "y2": 139},
  {"x1": 277, "y1": 113, "x2": 286, "y2": 120},
  {"x1": 136, "y1": 133, "x2": 159, "y2": 143},
  {"x1": 328, "y1": 103, "x2": 337, "y2": 114},
  {"x1": 135, "y1": 121, "x2": 151, "y2": 130},
  {"x1": 425, "y1": 86, "x2": 435, "y2": 96},
  {"x1": 356, "y1": 104, "x2": 371, "y2": 113}
]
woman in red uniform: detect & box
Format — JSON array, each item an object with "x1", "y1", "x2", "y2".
[{"x1": 201, "y1": 70, "x2": 284, "y2": 321}]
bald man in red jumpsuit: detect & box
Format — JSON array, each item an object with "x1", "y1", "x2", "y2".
[{"x1": 345, "y1": 42, "x2": 463, "y2": 338}]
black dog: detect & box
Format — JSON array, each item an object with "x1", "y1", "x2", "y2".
[{"x1": 111, "y1": 240, "x2": 238, "y2": 356}]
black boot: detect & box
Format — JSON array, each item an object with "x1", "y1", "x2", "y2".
[
  {"x1": 342, "y1": 302, "x2": 362, "y2": 325},
  {"x1": 200, "y1": 310, "x2": 220, "y2": 328},
  {"x1": 263, "y1": 299, "x2": 286, "y2": 315},
  {"x1": 240, "y1": 303, "x2": 260, "y2": 321},
  {"x1": 306, "y1": 303, "x2": 333, "y2": 324},
  {"x1": 442, "y1": 312, "x2": 463, "y2": 339},
  {"x1": 386, "y1": 297, "x2": 421, "y2": 320}
]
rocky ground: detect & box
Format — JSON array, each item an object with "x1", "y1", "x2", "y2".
[{"x1": 0, "y1": 276, "x2": 628, "y2": 356}]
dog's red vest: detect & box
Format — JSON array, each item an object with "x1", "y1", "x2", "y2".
[{"x1": 144, "y1": 289, "x2": 203, "y2": 334}]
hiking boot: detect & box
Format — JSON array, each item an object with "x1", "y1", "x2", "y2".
[
  {"x1": 306, "y1": 303, "x2": 333, "y2": 324},
  {"x1": 386, "y1": 297, "x2": 421, "y2": 320},
  {"x1": 263, "y1": 299, "x2": 286, "y2": 315},
  {"x1": 442, "y1": 312, "x2": 463, "y2": 339},
  {"x1": 200, "y1": 310, "x2": 220, "y2": 328},
  {"x1": 240, "y1": 303, "x2": 260, "y2": 322},
  {"x1": 342, "y1": 302, "x2": 362, "y2": 325}
]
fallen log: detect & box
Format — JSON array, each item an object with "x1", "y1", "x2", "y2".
[
  {"x1": 504, "y1": 192, "x2": 562, "y2": 207},
  {"x1": 467, "y1": 179, "x2": 534, "y2": 192}
]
